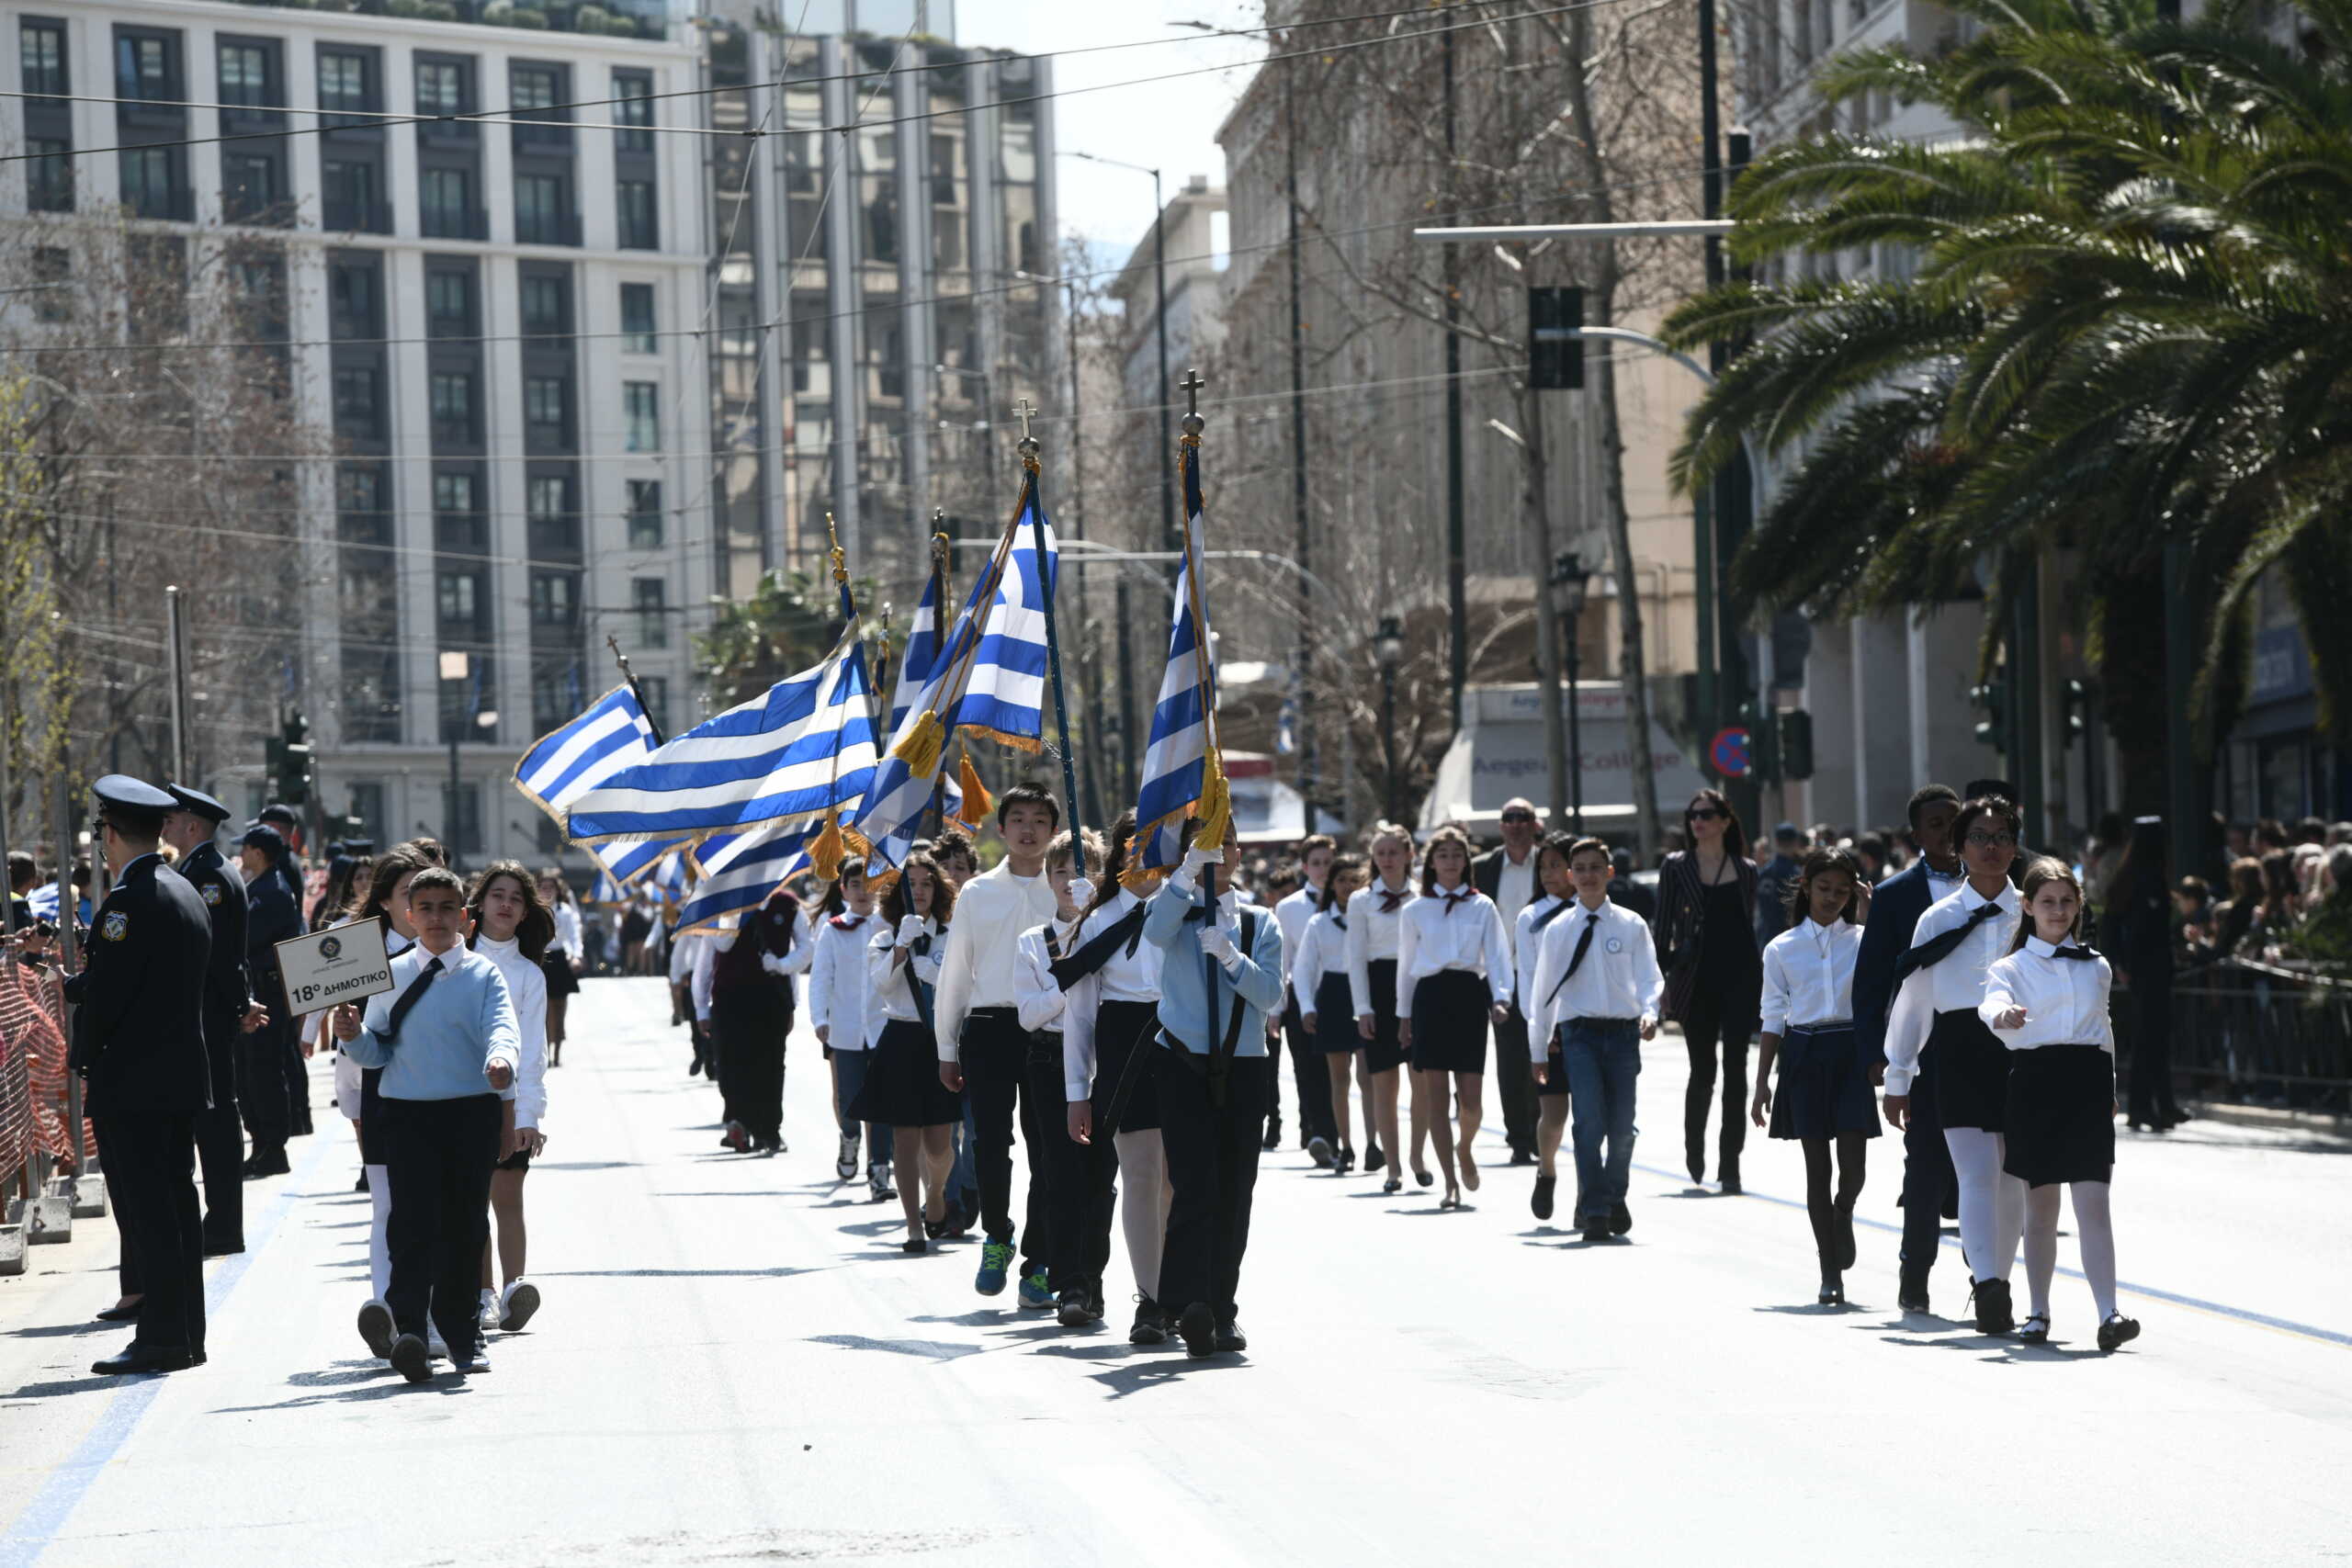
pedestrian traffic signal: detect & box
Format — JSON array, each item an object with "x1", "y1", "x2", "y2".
[
  {"x1": 1777, "y1": 708, "x2": 1815, "y2": 781},
  {"x1": 2064, "y1": 678, "x2": 2090, "y2": 739},
  {"x1": 277, "y1": 713, "x2": 312, "y2": 806},
  {"x1": 1737, "y1": 698, "x2": 1780, "y2": 784},
  {"x1": 1969, "y1": 680, "x2": 2009, "y2": 752},
  {"x1": 1529, "y1": 286, "x2": 1584, "y2": 390}
]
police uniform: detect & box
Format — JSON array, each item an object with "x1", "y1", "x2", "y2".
[
  {"x1": 168, "y1": 785, "x2": 249, "y2": 1253},
  {"x1": 70, "y1": 776, "x2": 213, "y2": 1375},
  {"x1": 239, "y1": 826, "x2": 303, "y2": 1176},
  {"x1": 255, "y1": 808, "x2": 312, "y2": 1136}
]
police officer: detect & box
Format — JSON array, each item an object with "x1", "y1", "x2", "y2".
[
  {"x1": 72, "y1": 776, "x2": 213, "y2": 1376},
  {"x1": 238, "y1": 824, "x2": 302, "y2": 1178},
  {"x1": 164, "y1": 786, "x2": 254, "y2": 1254}
]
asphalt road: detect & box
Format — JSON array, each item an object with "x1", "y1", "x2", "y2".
[{"x1": 4, "y1": 976, "x2": 2347, "y2": 1568}]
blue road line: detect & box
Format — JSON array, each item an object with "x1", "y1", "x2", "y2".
[
  {"x1": 1633, "y1": 1159, "x2": 2352, "y2": 1348},
  {"x1": 0, "y1": 1130, "x2": 337, "y2": 1568}
]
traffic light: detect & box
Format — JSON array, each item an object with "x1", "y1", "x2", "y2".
[
  {"x1": 1529, "y1": 286, "x2": 1585, "y2": 390},
  {"x1": 1969, "y1": 680, "x2": 2010, "y2": 752},
  {"x1": 2064, "y1": 678, "x2": 2090, "y2": 739},
  {"x1": 277, "y1": 712, "x2": 313, "y2": 806},
  {"x1": 1737, "y1": 698, "x2": 1780, "y2": 784},
  {"x1": 1777, "y1": 708, "x2": 1815, "y2": 781}
]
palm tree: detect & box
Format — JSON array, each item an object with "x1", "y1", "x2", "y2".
[{"x1": 695, "y1": 568, "x2": 879, "y2": 714}]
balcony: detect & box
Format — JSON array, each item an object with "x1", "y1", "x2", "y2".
[
  {"x1": 221, "y1": 104, "x2": 288, "y2": 134},
  {"x1": 432, "y1": 417, "x2": 480, "y2": 448},
  {"x1": 514, "y1": 212, "x2": 582, "y2": 247},
  {"x1": 222, "y1": 190, "x2": 296, "y2": 228},
  {"x1": 421, "y1": 205, "x2": 491, "y2": 241},
  {"x1": 419, "y1": 118, "x2": 479, "y2": 148},
  {"x1": 513, "y1": 121, "x2": 574, "y2": 152},
  {"x1": 323, "y1": 113, "x2": 386, "y2": 141},
  {"x1": 124, "y1": 187, "x2": 196, "y2": 222},
  {"x1": 118, "y1": 100, "x2": 186, "y2": 131},
  {"x1": 527, "y1": 513, "x2": 582, "y2": 557},
  {"x1": 322, "y1": 200, "x2": 394, "y2": 234}
]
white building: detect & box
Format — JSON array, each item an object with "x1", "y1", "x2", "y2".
[{"x1": 6, "y1": 0, "x2": 710, "y2": 866}]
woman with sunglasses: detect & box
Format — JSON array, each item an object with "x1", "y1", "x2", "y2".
[{"x1": 1654, "y1": 789, "x2": 1763, "y2": 1193}]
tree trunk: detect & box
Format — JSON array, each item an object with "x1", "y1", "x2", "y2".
[{"x1": 1517, "y1": 381, "x2": 1569, "y2": 826}]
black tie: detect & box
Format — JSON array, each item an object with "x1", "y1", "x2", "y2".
[
  {"x1": 377, "y1": 955, "x2": 445, "y2": 1044},
  {"x1": 2048, "y1": 943, "x2": 2101, "y2": 962},
  {"x1": 1049, "y1": 902, "x2": 1149, "y2": 990},
  {"x1": 1893, "y1": 900, "x2": 2005, "y2": 983},
  {"x1": 1331, "y1": 914, "x2": 1348, "y2": 933},
  {"x1": 1545, "y1": 912, "x2": 1601, "y2": 1005},
  {"x1": 1530, "y1": 899, "x2": 1572, "y2": 933}
]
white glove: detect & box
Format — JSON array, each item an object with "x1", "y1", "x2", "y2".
[
  {"x1": 1171, "y1": 845, "x2": 1225, "y2": 894},
  {"x1": 895, "y1": 914, "x2": 926, "y2": 947},
  {"x1": 1069, "y1": 877, "x2": 1096, "y2": 908},
  {"x1": 1198, "y1": 924, "x2": 1238, "y2": 966}
]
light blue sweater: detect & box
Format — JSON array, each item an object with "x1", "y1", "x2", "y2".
[
  {"x1": 344, "y1": 942, "x2": 521, "y2": 1101},
  {"x1": 1145, "y1": 879, "x2": 1284, "y2": 1056}
]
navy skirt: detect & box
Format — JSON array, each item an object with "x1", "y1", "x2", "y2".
[
  {"x1": 849, "y1": 1018, "x2": 963, "y2": 1128},
  {"x1": 1310, "y1": 971, "x2": 1357, "y2": 1055},
  {"x1": 1930, "y1": 1007, "x2": 2012, "y2": 1134},
  {"x1": 1092, "y1": 998, "x2": 1162, "y2": 1134},
  {"x1": 1362, "y1": 958, "x2": 1406, "y2": 1073},
  {"x1": 1767, "y1": 1024, "x2": 1881, "y2": 1141},
  {"x1": 2003, "y1": 1044, "x2": 2116, "y2": 1187},
  {"x1": 1408, "y1": 969, "x2": 1491, "y2": 1075}
]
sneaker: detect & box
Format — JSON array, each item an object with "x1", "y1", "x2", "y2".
[
  {"x1": 356, "y1": 1299, "x2": 395, "y2": 1359},
  {"x1": 452, "y1": 1350, "x2": 492, "y2": 1375},
  {"x1": 1897, "y1": 1266, "x2": 1932, "y2": 1314},
  {"x1": 835, "y1": 1132, "x2": 860, "y2": 1182},
  {"x1": 1306, "y1": 1134, "x2": 1334, "y2": 1169},
  {"x1": 868, "y1": 1161, "x2": 895, "y2": 1202},
  {"x1": 1129, "y1": 1296, "x2": 1168, "y2": 1345},
  {"x1": 721, "y1": 1122, "x2": 750, "y2": 1153},
  {"x1": 975, "y1": 1240, "x2": 1013, "y2": 1296},
  {"x1": 1017, "y1": 1269, "x2": 1053, "y2": 1309},
  {"x1": 390, "y1": 1333, "x2": 431, "y2": 1383},
  {"x1": 1213, "y1": 1320, "x2": 1248, "y2": 1353},
  {"x1": 479, "y1": 1288, "x2": 501, "y2": 1333},
  {"x1": 1056, "y1": 1289, "x2": 1091, "y2": 1327},
  {"x1": 499, "y1": 1280, "x2": 541, "y2": 1333},
  {"x1": 1084, "y1": 1281, "x2": 1106, "y2": 1322},
  {"x1": 428, "y1": 1333, "x2": 450, "y2": 1361}
]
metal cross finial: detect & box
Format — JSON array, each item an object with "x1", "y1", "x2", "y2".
[
  {"x1": 1180, "y1": 368, "x2": 1206, "y2": 414},
  {"x1": 1013, "y1": 399, "x2": 1036, "y2": 440}
]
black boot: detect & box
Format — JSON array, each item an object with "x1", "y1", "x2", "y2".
[
  {"x1": 1971, "y1": 1277, "x2": 2015, "y2": 1335},
  {"x1": 1898, "y1": 1263, "x2": 1931, "y2": 1314}
]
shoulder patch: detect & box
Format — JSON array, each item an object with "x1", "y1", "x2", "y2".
[
  {"x1": 200, "y1": 882, "x2": 222, "y2": 906},
  {"x1": 102, "y1": 910, "x2": 130, "y2": 942}
]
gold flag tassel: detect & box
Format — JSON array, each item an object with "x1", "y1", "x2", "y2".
[
  {"x1": 808, "y1": 808, "x2": 848, "y2": 883},
  {"x1": 1193, "y1": 756, "x2": 1233, "y2": 852},
  {"x1": 892, "y1": 709, "x2": 946, "y2": 776},
  {"x1": 953, "y1": 743, "x2": 994, "y2": 830}
]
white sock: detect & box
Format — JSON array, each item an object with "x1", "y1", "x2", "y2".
[
  {"x1": 2023, "y1": 1184, "x2": 2063, "y2": 1319},
  {"x1": 2072, "y1": 1180, "x2": 2119, "y2": 1319},
  {"x1": 1944, "y1": 1127, "x2": 2009, "y2": 1282}
]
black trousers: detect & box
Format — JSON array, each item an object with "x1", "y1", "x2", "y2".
[
  {"x1": 96, "y1": 1110, "x2": 205, "y2": 1355},
  {"x1": 1493, "y1": 1004, "x2": 1536, "y2": 1156},
  {"x1": 282, "y1": 1033, "x2": 311, "y2": 1134},
  {"x1": 1680, "y1": 988, "x2": 1756, "y2": 1182},
  {"x1": 715, "y1": 993, "x2": 791, "y2": 1144},
  {"x1": 1898, "y1": 1043, "x2": 1955, "y2": 1273},
  {"x1": 1282, "y1": 998, "x2": 1335, "y2": 1146},
  {"x1": 383, "y1": 1093, "x2": 502, "y2": 1360},
  {"x1": 1046, "y1": 1078, "x2": 1117, "y2": 1296},
  {"x1": 2124, "y1": 972, "x2": 2179, "y2": 1123},
  {"x1": 196, "y1": 1099, "x2": 245, "y2": 1249},
  {"x1": 961, "y1": 1010, "x2": 1051, "y2": 1273},
  {"x1": 1155, "y1": 1051, "x2": 1271, "y2": 1323},
  {"x1": 238, "y1": 1020, "x2": 290, "y2": 1156}
]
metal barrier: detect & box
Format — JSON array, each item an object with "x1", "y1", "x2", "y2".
[
  {"x1": 0, "y1": 953, "x2": 84, "y2": 1188},
  {"x1": 2153, "y1": 957, "x2": 2352, "y2": 1116}
]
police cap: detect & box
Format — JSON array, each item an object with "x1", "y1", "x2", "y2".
[
  {"x1": 165, "y1": 783, "x2": 232, "y2": 825},
  {"x1": 92, "y1": 774, "x2": 175, "y2": 835},
  {"x1": 258, "y1": 804, "x2": 300, "y2": 829}
]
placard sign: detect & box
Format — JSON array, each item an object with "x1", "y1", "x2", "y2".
[{"x1": 273, "y1": 920, "x2": 396, "y2": 1017}]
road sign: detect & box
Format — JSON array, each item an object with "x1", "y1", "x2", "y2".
[{"x1": 1709, "y1": 726, "x2": 1752, "y2": 779}]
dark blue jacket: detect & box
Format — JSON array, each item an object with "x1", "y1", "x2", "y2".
[
  {"x1": 1854, "y1": 860, "x2": 1939, "y2": 1066},
  {"x1": 64, "y1": 853, "x2": 211, "y2": 1118},
  {"x1": 245, "y1": 863, "x2": 303, "y2": 1016}
]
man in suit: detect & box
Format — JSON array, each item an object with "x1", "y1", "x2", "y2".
[
  {"x1": 72, "y1": 776, "x2": 214, "y2": 1376},
  {"x1": 1853, "y1": 783, "x2": 1963, "y2": 1313},
  {"x1": 164, "y1": 785, "x2": 254, "y2": 1255},
  {"x1": 237, "y1": 825, "x2": 303, "y2": 1178},
  {"x1": 1474, "y1": 798, "x2": 1545, "y2": 1164}
]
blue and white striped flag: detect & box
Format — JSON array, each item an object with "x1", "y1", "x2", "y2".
[
  {"x1": 854, "y1": 495, "x2": 1055, "y2": 864},
  {"x1": 1135, "y1": 445, "x2": 1220, "y2": 876},
  {"x1": 674, "y1": 820, "x2": 818, "y2": 934},
  {"x1": 514, "y1": 685, "x2": 687, "y2": 884},
  {"x1": 861, "y1": 561, "x2": 964, "y2": 873},
  {"x1": 563, "y1": 630, "x2": 880, "y2": 850}
]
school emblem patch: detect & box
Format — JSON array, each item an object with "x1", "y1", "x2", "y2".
[
  {"x1": 1605, "y1": 937, "x2": 1624, "y2": 954},
  {"x1": 320, "y1": 935, "x2": 343, "y2": 960},
  {"x1": 200, "y1": 883, "x2": 222, "y2": 907},
  {"x1": 101, "y1": 910, "x2": 129, "y2": 942}
]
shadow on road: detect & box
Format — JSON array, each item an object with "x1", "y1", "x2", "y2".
[
  {"x1": 534, "y1": 1267, "x2": 818, "y2": 1279},
  {"x1": 1089, "y1": 1353, "x2": 1249, "y2": 1398},
  {"x1": 805, "y1": 1333, "x2": 978, "y2": 1361},
  {"x1": 5, "y1": 1321, "x2": 115, "y2": 1339}
]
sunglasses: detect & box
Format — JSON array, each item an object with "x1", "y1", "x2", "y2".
[
  {"x1": 1500, "y1": 811, "x2": 1536, "y2": 825},
  {"x1": 1688, "y1": 807, "x2": 1725, "y2": 822}
]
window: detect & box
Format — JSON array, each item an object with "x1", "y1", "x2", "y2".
[
  {"x1": 616, "y1": 180, "x2": 657, "y2": 250},
  {"x1": 415, "y1": 59, "x2": 465, "y2": 116},
  {"x1": 21, "y1": 22, "x2": 67, "y2": 98},
  {"x1": 433, "y1": 470, "x2": 476, "y2": 515},
  {"x1": 318, "y1": 51, "x2": 368, "y2": 113},
  {"x1": 614, "y1": 72, "x2": 653, "y2": 152},
  {"x1": 427, "y1": 272, "x2": 473, "y2": 336},
  {"x1": 512, "y1": 65, "x2": 558, "y2": 112},
  {"x1": 27, "y1": 138, "x2": 72, "y2": 212},
  {"x1": 431, "y1": 371, "x2": 475, "y2": 441},
  {"x1": 421, "y1": 166, "x2": 472, "y2": 237},
  {"x1": 30, "y1": 247, "x2": 70, "y2": 322},
  {"x1": 338, "y1": 464, "x2": 383, "y2": 515},
  {"x1": 515, "y1": 175, "x2": 568, "y2": 244},
  {"x1": 526, "y1": 376, "x2": 568, "y2": 438},
  {"x1": 119, "y1": 146, "x2": 181, "y2": 219},
  {"x1": 637, "y1": 676, "x2": 669, "y2": 735},
  {"x1": 620, "y1": 283, "x2": 656, "y2": 352},
  {"x1": 530, "y1": 570, "x2": 578, "y2": 626},
  {"x1": 334, "y1": 367, "x2": 379, "y2": 434},
  {"x1": 632, "y1": 578, "x2": 669, "y2": 648},
  {"x1": 223, "y1": 153, "x2": 276, "y2": 220},
  {"x1": 627, "y1": 479, "x2": 663, "y2": 548},
  {"x1": 436, "y1": 570, "x2": 479, "y2": 625},
  {"x1": 322, "y1": 159, "x2": 380, "y2": 229},
  {"x1": 116, "y1": 35, "x2": 172, "y2": 101},
  {"x1": 624, "y1": 383, "x2": 659, "y2": 452},
  {"x1": 217, "y1": 42, "x2": 269, "y2": 107},
  {"x1": 330, "y1": 263, "x2": 377, "y2": 335},
  {"x1": 527, "y1": 475, "x2": 568, "y2": 518},
  {"x1": 520, "y1": 275, "x2": 566, "y2": 335}
]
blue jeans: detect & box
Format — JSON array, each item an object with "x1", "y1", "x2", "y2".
[
  {"x1": 831, "y1": 1048, "x2": 894, "y2": 1167},
  {"x1": 1562, "y1": 1019, "x2": 1643, "y2": 1224}
]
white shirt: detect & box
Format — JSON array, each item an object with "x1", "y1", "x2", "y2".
[
  {"x1": 1014, "y1": 918, "x2": 1081, "y2": 1034},
  {"x1": 1396, "y1": 886, "x2": 1513, "y2": 1017},
  {"x1": 1526, "y1": 897, "x2": 1665, "y2": 1052},
  {"x1": 1272, "y1": 882, "x2": 1324, "y2": 1004},
  {"x1": 1882, "y1": 879, "x2": 2025, "y2": 1096},
  {"x1": 668, "y1": 929, "x2": 703, "y2": 987},
  {"x1": 1344, "y1": 879, "x2": 1418, "y2": 1017},
  {"x1": 1512, "y1": 896, "x2": 1572, "y2": 1017},
  {"x1": 1981, "y1": 939, "x2": 2115, "y2": 1053},
  {"x1": 1292, "y1": 908, "x2": 1349, "y2": 1018},
  {"x1": 933, "y1": 861, "x2": 1059, "y2": 1054},
  {"x1": 808, "y1": 913, "x2": 881, "y2": 1052},
  {"x1": 690, "y1": 916, "x2": 815, "y2": 1023},
  {"x1": 868, "y1": 916, "x2": 944, "y2": 1024},
  {"x1": 1492, "y1": 849, "x2": 1538, "y2": 941},
  {"x1": 1760, "y1": 917, "x2": 1861, "y2": 1036},
  {"x1": 1058, "y1": 894, "x2": 1162, "y2": 1101},
  {"x1": 472, "y1": 934, "x2": 549, "y2": 1130},
  {"x1": 550, "y1": 902, "x2": 582, "y2": 957}
]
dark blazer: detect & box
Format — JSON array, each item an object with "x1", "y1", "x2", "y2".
[
  {"x1": 1471, "y1": 844, "x2": 1537, "y2": 903},
  {"x1": 244, "y1": 864, "x2": 303, "y2": 1015},
  {"x1": 1853, "y1": 860, "x2": 1939, "y2": 1066},
  {"x1": 179, "y1": 840, "x2": 251, "y2": 1104},
  {"x1": 64, "y1": 852, "x2": 212, "y2": 1118},
  {"x1": 1652, "y1": 850, "x2": 1759, "y2": 1023}
]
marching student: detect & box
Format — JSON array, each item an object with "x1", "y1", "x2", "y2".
[
  {"x1": 1653, "y1": 789, "x2": 1763, "y2": 1194},
  {"x1": 1396, "y1": 826, "x2": 1513, "y2": 1210},
  {"x1": 1346, "y1": 822, "x2": 1422, "y2": 1192},
  {"x1": 466, "y1": 863, "x2": 551, "y2": 1337},
  {"x1": 811, "y1": 857, "x2": 892, "y2": 1200},
  {"x1": 1982, "y1": 859, "x2": 2140, "y2": 1351},
  {"x1": 1473, "y1": 799, "x2": 1548, "y2": 1165},
  {"x1": 1751, "y1": 848, "x2": 1876, "y2": 1304},
  {"x1": 672, "y1": 920, "x2": 709, "y2": 1078},
  {"x1": 934, "y1": 784, "x2": 1064, "y2": 1307},
  {"x1": 1272, "y1": 834, "x2": 1340, "y2": 1166},
  {"x1": 694, "y1": 888, "x2": 812, "y2": 1156},
  {"x1": 1528, "y1": 837, "x2": 1663, "y2": 1242},
  {"x1": 236, "y1": 824, "x2": 303, "y2": 1178},
  {"x1": 1009, "y1": 829, "x2": 1105, "y2": 1327},
  {"x1": 1147, "y1": 816, "x2": 1286, "y2": 1358},
  {"x1": 1296, "y1": 853, "x2": 1371, "y2": 1176},
  {"x1": 1883, "y1": 795, "x2": 2028, "y2": 1334},
  {"x1": 1512, "y1": 835, "x2": 1579, "y2": 1220},
  {"x1": 1053, "y1": 816, "x2": 1174, "y2": 1343},
  {"x1": 929, "y1": 825, "x2": 983, "y2": 1236},
  {"x1": 345, "y1": 845, "x2": 431, "y2": 1359},
  {"x1": 330, "y1": 866, "x2": 520, "y2": 1381},
  {"x1": 1852, "y1": 784, "x2": 1964, "y2": 1312},
  {"x1": 537, "y1": 870, "x2": 582, "y2": 1068},
  {"x1": 847, "y1": 852, "x2": 962, "y2": 1253}
]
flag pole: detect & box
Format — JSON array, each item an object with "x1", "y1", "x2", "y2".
[
  {"x1": 924, "y1": 514, "x2": 952, "y2": 839},
  {"x1": 605, "y1": 634, "x2": 668, "y2": 747},
  {"x1": 1176, "y1": 369, "x2": 1224, "y2": 1068},
  {"x1": 1015, "y1": 400, "x2": 1089, "y2": 882},
  {"x1": 814, "y1": 513, "x2": 885, "y2": 879}
]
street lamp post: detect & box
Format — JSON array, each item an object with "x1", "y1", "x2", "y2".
[
  {"x1": 1375, "y1": 615, "x2": 1405, "y2": 825},
  {"x1": 1550, "y1": 550, "x2": 1592, "y2": 833}
]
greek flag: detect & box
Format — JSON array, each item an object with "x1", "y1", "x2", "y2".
[
  {"x1": 514, "y1": 685, "x2": 684, "y2": 883},
  {"x1": 673, "y1": 821, "x2": 816, "y2": 934},
  {"x1": 854, "y1": 497, "x2": 1055, "y2": 862},
  {"x1": 563, "y1": 630, "x2": 880, "y2": 849},
  {"x1": 1135, "y1": 446, "x2": 1218, "y2": 875}
]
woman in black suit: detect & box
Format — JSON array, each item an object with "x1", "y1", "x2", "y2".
[{"x1": 1653, "y1": 789, "x2": 1764, "y2": 1193}]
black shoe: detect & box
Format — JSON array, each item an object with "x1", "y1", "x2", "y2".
[
  {"x1": 390, "y1": 1333, "x2": 432, "y2": 1383},
  {"x1": 1719, "y1": 1174, "x2": 1743, "y2": 1197},
  {"x1": 1413, "y1": 1164, "x2": 1433, "y2": 1189},
  {"x1": 1509, "y1": 1148, "x2": 1538, "y2": 1168},
  {"x1": 1897, "y1": 1267, "x2": 1931, "y2": 1314},
  {"x1": 1580, "y1": 1219, "x2": 1611, "y2": 1243},
  {"x1": 1609, "y1": 1201, "x2": 1633, "y2": 1236},
  {"x1": 1129, "y1": 1296, "x2": 1168, "y2": 1346},
  {"x1": 1971, "y1": 1277, "x2": 2015, "y2": 1335},
  {"x1": 1363, "y1": 1142, "x2": 1385, "y2": 1173},
  {"x1": 1383, "y1": 1175, "x2": 1402, "y2": 1195},
  {"x1": 1834, "y1": 1201, "x2": 1858, "y2": 1270},
  {"x1": 1334, "y1": 1146, "x2": 1354, "y2": 1176},
  {"x1": 354, "y1": 1170, "x2": 369, "y2": 1193},
  {"x1": 1056, "y1": 1289, "x2": 1091, "y2": 1328},
  {"x1": 1531, "y1": 1174, "x2": 1556, "y2": 1222},
  {"x1": 1214, "y1": 1321, "x2": 1248, "y2": 1353},
  {"x1": 201, "y1": 1241, "x2": 244, "y2": 1258},
  {"x1": 2097, "y1": 1313, "x2": 2142, "y2": 1352},
  {"x1": 357, "y1": 1300, "x2": 397, "y2": 1359},
  {"x1": 92, "y1": 1343, "x2": 192, "y2": 1376},
  {"x1": 1306, "y1": 1134, "x2": 1334, "y2": 1169},
  {"x1": 901, "y1": 1236, "x2": 927, "y2": 1255},
  {"x1": 95, "y1": 1303, "x2": 142, "y2": 1323},
  {"x1": 1261, "y1": 1115, "x2": 1283, "y2": 1152},
  {"x1": 1687, "y1": 1156, "x2": 1705, "y2": 1186},
  {"x1": 2018, "y1": 1314, "x2": 2051, "y2": 1345},
  {"x1": 688, "y1": 1055, "x2": 703, "y2": 1077},
  {"x1": 1818, "y1": 1271, "x2": 1845, "y2": 1306},
  {"x1": 1176, "y1": 1302, "x2": 1217, "y2": 1359}
]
